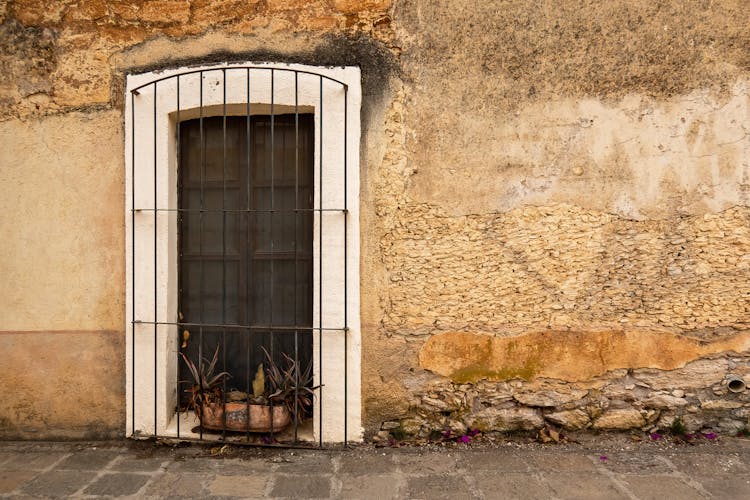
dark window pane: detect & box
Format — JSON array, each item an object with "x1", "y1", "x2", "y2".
[{"x1": 178, "y1": 114, "x2": 314, "y2": 401}]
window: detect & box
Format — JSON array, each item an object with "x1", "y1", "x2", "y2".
[
  {"x1": 125, "y1": 63, "x2": 362, "y2": 444},
  {"x1": 177, "y1": 115, "x2": 315, "y2": 395}
]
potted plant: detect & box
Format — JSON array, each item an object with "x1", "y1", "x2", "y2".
[{"x1": 180, "y1": 345, "x2": 318, "y2": 433}]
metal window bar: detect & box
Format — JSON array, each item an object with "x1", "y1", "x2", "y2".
[
  {"x1": 175, "y1": 75, "x2": 181, "y2": 439},
  {"x1": 130, "y1": 66, "x2": 349, "y2": 448},
  {"x1": 198, "y1": 72, "x2": 205, "y2": 441},
  {"x1": 270, "y1": 68, "x2": 275, "y2": 440},
  {"x1": 153, "y1": 81, "x2": 158, "y2": 439},
  {"x1": 318, "y1": 75, "x2": 323, "y2": 448},
  {"x1": 294, "y1": 72, "x2": 299, "y2": 443},
  {"x1": 251, "y1": 68, "x2": 258, "y2": 441},
  {"x1": 221, "y1": 68, "x2": 228, "y2": 440}
]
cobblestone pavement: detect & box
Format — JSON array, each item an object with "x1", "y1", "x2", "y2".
[{"x1": 1, "y1": 435, "x2": 749, "y2": 499}]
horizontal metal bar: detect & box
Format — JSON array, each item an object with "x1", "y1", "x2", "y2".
[
  {"x1": 180, "y1": 254, "x2": 313, "y2": 261},
  {"x1": 132, "y1": 320, "x2": 345, "y2": 332},
  {"x1": 130, "y1": 66, "x2": 348, "y2": 94},
  {"x1": 133, "y1": 208, "x2": 347, "y2": 213},
  {"x1": 132, "y1": 436, "x2": 327, "y2": 450}
]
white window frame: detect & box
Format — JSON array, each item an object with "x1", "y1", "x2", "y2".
[{"x1": 124, "y1": 63, "x2": 362, "y2": 443}]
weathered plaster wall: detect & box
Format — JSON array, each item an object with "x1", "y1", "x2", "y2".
[
  {"x1": 0, "y1": 331, "x2": 124, "y2": 439},
  {"x1": 365, "y1": 0, "x2": 750, "y2": 436},
  {"x1": 0, "y1": 0, "x2": 396, "y2": 439},
  {"x1": 0, "y1": 110, "x2": 125, "y2": 438},
  {"x1": 0, "y1": 111, "x2": 124, "y2": 332},
  {"x1": 1, "y1": 0, "x2": 749, "y2": 439}
]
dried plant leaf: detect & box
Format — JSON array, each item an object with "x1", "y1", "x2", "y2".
[{"x1": 252, "y1": 363, "x2": 265, "y2": 398}]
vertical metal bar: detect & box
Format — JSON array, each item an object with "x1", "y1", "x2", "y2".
[
  {"x1": 247, "y1": 68, "x2": 251, "y2": 215},
  {"x1": 153, "y1": 81, "x2": 158, "y2": 438},
  {"x1": 293, "y1": 71, "x2": 299, "y2": 444},
  {"x1": 175, "y1": 75, "x2": 181, "y2": 438},
  {"x1": 198, "y1": 72, "x2": 205, "y2": 441},
  {"x1": 130, "y1": 91, "x2": 136, "y2": 436},
  {"x1": 250, "y1": 68, "x2": 254, "y2": 441},
  {"x1": 198, "y1": 326, "x2": 203, "y2": 440},
  {"x1": 343, "y1": 85, "x2": 348, "y2": 447},
  {"x1": 269, "y1": 68, "x2": 275, "y2": 438},
  {"x1": 318, "y1": 75, "x2": 323, "y2": 448},
  {"x1": 246, "y1": 68, "x2": 252, "y2": 442},
  {"x1": 245, "y1": 330, "x2": 251, "y2": 441},
  {"x1": 221, "y1": 69, "x2": 227, "y2": 439}
]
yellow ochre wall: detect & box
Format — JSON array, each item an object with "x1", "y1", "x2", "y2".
[{"x1": 1, "y1": 0, "x2": 749, "y2": 438}]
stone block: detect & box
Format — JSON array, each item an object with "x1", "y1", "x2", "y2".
[
  {"x1": 467, "y1": 407, "x2": 544, "y2": 431},
  {"x1": 0, "y1": 471, "x2": 35, "y2": 494},
  {"x1": 643, "y1": 393, "x2": 689, "y2": 409},
  {"x1": 143, "y1": 472, "x2": 210, "y2": 497},
  {"x1": 545, "y1": 472, "x2": 627, "y2": 499},
  {"x1": 620, "y1": 475, "x2": 704, "y2": 500},
  {"x1": 83, "y1": 472, "x2": 149, "y2": 496},
  {"x1": 514, "y1": 389, "x2": 588, "y2": 407},
  {"x1": 697, "y1": 477, "x2": 750, "y2": 499},
  {"x1": 700, "y1": 400, "x2": 744, "y2": 410},
  {"x1": 473, "y1": 472, "x2": 551, "y2": 500},
  {"x1": 592, "y1": 409, "x2": 645, "y2": 430},
  {"x1": 208, "y1": 474, "x2": 268, "y2": 497},
  {"x1": 339, "y1": 453, "x2": 396, "y2": 475},
  {"x1": 406, "y1": 475, "x2": 473, "y2": 500},
  {"x1": 338, "y1": 474, "x2": 402, "y2": 499},
  {"x1": 544, "y1": 409, "x2": 591, "y2": 430},
  {"x1": 270, "y1": 474, "x2": 332, "y2": 499},
  {"x1": 110, "y1": 456, "x2": 168, "y2": 472},
  {"x1": 20, "y1": 471, "x2": 97, "y2": 497}
]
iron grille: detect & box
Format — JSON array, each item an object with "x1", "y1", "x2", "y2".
[{"x1": 127, "y1": 66, "x2": 352, "y2": 447}]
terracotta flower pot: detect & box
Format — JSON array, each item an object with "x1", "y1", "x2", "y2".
[{"x1": 201, "y1": 401, "x2": 292, "y2": 432}]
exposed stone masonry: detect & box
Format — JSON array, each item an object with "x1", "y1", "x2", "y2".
[
  {"x1": 381, "y1": 203, "x2": 750, "y2": 337},
  {"x1": 387, "y1": 355, "x2": 750, "y2": 438}
]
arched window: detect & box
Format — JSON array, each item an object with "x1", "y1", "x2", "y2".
[{"x1": 125, "y1": 63, "x2": 361, "y2": 445}]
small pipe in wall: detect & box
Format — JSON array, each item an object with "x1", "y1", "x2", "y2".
[{"x1": 727, "y1": 376, "x2": 746, "y2": 393}]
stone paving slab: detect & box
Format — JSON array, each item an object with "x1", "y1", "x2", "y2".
[
  {"x1": 473, "y1": 472, "x2": 551, "y2": 500},
  {"x1": 83, "y1": 472, "x2": 151, "y2": 496},
  {"x1": 2, "y1": 451, "x2": 68, "y2": 471},
  {"x1": 269, "y1": 474, "x2": 332, "y2": 498},
  {"x1": 0, "y1": 437, "x2": 748, "y2": 498},
  {"x1": 337, "y1": 473, "x2": 403, "y2": 499},
  {"x1": 618, "y1": 475, "x2": 706, "y2": 500},
  {"x1": 543, "y1": 472, "x2": 628, "y2": 500},
  {"x1": 405, "y1": 474, "x2": 474, "y2": 500},
  {"x1": 0, "y1": 471, "x2": 35, "y2": 494},
  {"x1": 19, "y1": 470, "x2": 98, "y2": 497}
]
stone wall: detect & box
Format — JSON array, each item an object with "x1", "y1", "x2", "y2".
[
  {"x1": 1, "y1": 1, "x2": 749, "y2": 439},
  {"x1": 396, "y1": 352, "x2": 750, "y2": 437}
]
